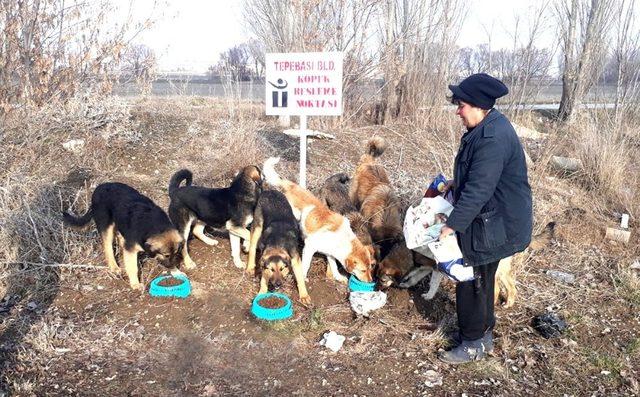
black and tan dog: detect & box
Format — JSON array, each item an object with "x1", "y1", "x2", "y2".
[
  {"x1": 245, "y1": 190, "x2": 310, "y2": 304},
  {"x1": 168, "y1": 166, "x2": 262, "y2": 269},
  {"x1": 63, "y1": 182, "x2": 184, "y2": 291}
]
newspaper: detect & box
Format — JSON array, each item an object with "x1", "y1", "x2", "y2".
[{"x1": 403, "y1": 196, "x2": 453, "y2": 258}]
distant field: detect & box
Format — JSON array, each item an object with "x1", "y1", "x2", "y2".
[{"x1": 114, "y1": 81, "x2": 619, "y2": 104}]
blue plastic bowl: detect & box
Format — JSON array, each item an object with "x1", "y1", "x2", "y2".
[
  {"x1": 251, "y1": 292, "x2": 293, "y2": 321},
  {"x1": 149, "y1": 274, "x2": 191, "y2": 298},
  {"x1": 349, "y1": 275, "x2": 376, "y2": 292}
]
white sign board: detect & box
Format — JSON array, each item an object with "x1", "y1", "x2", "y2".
[{"x1": 265, "y1": 52, "x2": 343, "y2": 116}]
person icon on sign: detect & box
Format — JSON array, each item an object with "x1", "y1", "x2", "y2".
[{"x1": 269, "y1": 79, "x2": 288, "y2": 108}]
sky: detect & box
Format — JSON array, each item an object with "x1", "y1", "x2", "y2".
[{"x1": 116, "y1": 0, "x2": 558, "y2": 73}]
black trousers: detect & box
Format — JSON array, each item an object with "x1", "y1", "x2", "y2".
[{"x1": 456, "y1": 260, "x2": 500, "y2": 341}]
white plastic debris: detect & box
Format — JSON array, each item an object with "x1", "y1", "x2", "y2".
[
  {"x1": 621, "y1": 213, "x2": 630, "y2": 229},
  {"x1": 545, "y1": 270, "x2": 576, "y2": 284},
  {"x1": 349, "y1": 291, "x2": 387, "y2": 317},
  {"x1": 62, "y1": 139, "x2": 85, "y2": 153},
  {"x1": 319, "y1": 331, "x2": 346, "y2": 352},
  {"x1": 423, "y1": 370, "x2": 443, "y2": 388}
]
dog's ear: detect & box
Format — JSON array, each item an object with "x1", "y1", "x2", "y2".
[{"x1": 372, "y1": 244, "x2": 382, "y2": 261}]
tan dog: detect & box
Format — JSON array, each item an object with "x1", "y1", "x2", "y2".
[
  {"x1": 494, "y1": 221, "x2": 555, "y2": 308},
  {"x1": 263, "y1": 158, "x2": 376, "y2": 284},
  {"x1": 349, "y1": 137, "x2": 411, "y2": 288}
]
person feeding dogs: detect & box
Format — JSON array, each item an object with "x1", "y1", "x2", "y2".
[{"x1": 437, "y1": 73, "x2": 533, "y2": 364}]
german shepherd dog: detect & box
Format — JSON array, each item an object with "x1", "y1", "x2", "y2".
[
  {"x1": 245, "y1": 190, "x2": 310, "y2": 304},
  {"x1": 62, "y1": 183, "x2": 184, "y2": 291},
  {"x1": 318, "y1": 173, "x2": 377, "y2": 280},
  {"x1": 263, "y1": 158, "x2": 375, "y2": 284},
  {"x1": 168, "y1": 166, "x2": 262, "y2": 269}
]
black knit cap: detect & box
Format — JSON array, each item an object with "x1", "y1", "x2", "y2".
[{"x1": 448, "y1": 73, "x2": 509, "y2": 110}]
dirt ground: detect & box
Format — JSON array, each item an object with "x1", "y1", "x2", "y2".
[{"x1": 1, "y1": 97, "x2": 639, "y2": 396}]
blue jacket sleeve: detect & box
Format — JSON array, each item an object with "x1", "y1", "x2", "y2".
[{"x1": 446, "y1": 137, "x2": 504, "y2": 233}]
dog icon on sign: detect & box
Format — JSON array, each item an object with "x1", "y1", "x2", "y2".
[{"x1": 268, "y1": 79, "x2": 288, "y2": 108}]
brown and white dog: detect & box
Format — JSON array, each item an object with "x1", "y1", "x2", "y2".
[
  {"x1": 263, "y1": 158, "x2": 376, "y2": 284},
  {"x1": 318, "y1": 173, "x2": 378, "y2": 264}
]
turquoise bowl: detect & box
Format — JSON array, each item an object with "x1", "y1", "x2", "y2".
[{"x1": 251, "y1": 292, "x2": 293, "y2": 321}]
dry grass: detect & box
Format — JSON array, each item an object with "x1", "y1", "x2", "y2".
[{"x1": 1, "y1": 98, "x2": 640, "y2": 395}]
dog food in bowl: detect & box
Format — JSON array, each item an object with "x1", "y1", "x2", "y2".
[
  {"x1": 251, "y1": 292, "x2": 293, "y2": 321},
  {"x1": 149, "y1": 274, "x2": 191, "y2": 298},
  {"x1": 157, "y1": 276, "x2": 184, "y2": 287}
]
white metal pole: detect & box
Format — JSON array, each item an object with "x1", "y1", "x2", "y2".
[{"x1": 299, "y1": 114, "x2": 307, "y2": 188}]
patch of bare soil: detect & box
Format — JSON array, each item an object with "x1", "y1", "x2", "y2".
[{"x1": 1, "y1": 98, "x2": 639, "y2": 396}]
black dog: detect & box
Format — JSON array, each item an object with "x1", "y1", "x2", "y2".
[
  {"x1": 245, "y1": 190, "x2": 309, "y2": 304},
  {"x1": 168, "y1": 166, "x2": 262, "y2": 269},
  {"x1": 63, "y1": 182, "x2": 184, "y2": 291}
]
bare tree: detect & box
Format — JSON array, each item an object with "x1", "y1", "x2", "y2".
[
  {"x1": 121, "y1": 44, "x2": 157, "y2": 94},
  {"x1": 555, "y1": 0, "x2": 614, "y2": 123},
  {"x1": 217, "y1": 44, "x2": 252, "y2": 81},
  {"x1": 610, "y1": 0, "x2": 640, "y2": 123},
  {"x1": 0, "y1": 0, "x2": 156, "y2": 113},
  {"x1": 378, "y1": 0, "x2": 466, "y2": 123}
]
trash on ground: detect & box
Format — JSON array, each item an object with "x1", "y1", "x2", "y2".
[
  {"x1": 605, "y1": 227, "x2": 631, "y2": 244},
  {"x1": 319, "y1": 331, "x2": 346, "y2": 352},
  {"x1": 550, "y1": 156, "x2": 582, "y2": 173},
  {"x1": 62, "y1": 139, "x2": 85, "y2": 152},
  {"x1": 532, "y1": 312, "x2": 568, "y2": 339},
  {"x1": 621, "y1": 213, "x2": 630, "y2": 229},
  {"x1": 349, "y1": 291, "x2": 387, "y2": 317},
  {"x1": 545, "y1": 270, "x2": 575, "y2": 284},
  {"x1": 423, "y1": 370, "x2": 443, "y2": 388}
]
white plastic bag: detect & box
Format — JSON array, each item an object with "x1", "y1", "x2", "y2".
[
  {"x1": 427, "y1": 235, "x2": 475, "y2": 282},
  {"x1": 403, "y1": 196, "x2": 454, "y2": 258},
  {"x1": 319, "y1": 331, "x2": 346, "y2": 352},
  {"x1": 349, "y1": 291, "x2": 387, "y2": 317}
]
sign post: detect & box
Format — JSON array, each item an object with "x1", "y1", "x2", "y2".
[{"x1": 265, "y1": 52, "x2": 343, "y2": 188}]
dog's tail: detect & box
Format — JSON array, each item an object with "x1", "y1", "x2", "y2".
[
  {"x1": 62, "y1": 208, "x2": 93, "y2": 227},
  {"x1": 367, "y1": 137, "x2": 386, "y2": 158},
  {"x1": 263, "y1": 157, "x2": 283, "y2": 187},
  {"x1": 529, "y1": 221, "x2": 555, "y2": 250},
  {"x1": 168, "y1": 169, "x2": 193, "y2": 196},
  {"x1": 359, "y1": 137, "x2": 386, "y2": 164},
  {"x1": 332, "y1": 172, "x2": 350, "y2": 184}
]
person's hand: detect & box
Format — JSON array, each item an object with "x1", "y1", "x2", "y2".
[
  {"x1": 439, "y1": 225, "x2": 455, "y2": 241},
  {"x1": 443, "y1": 179, "x2": 455, "y2": 193}
]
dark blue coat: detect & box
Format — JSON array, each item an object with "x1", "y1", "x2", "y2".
[{"x1": 446, "y1": 109, "x2": 532, "y2": 266}]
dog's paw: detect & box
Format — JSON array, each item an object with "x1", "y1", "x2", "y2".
[
  {"x1": 202, "y1": 238, "x2": 219, "y2": 246},
  {"x1": 233, "y1": 259, "x2": 246, "y2": 269},
  {"x1": 421, "y1": 291, "x2": 436, "y2": 300},
  {"x1": 299, "y1": 294, "x2": 312, "y2": 306},
  {"x1": 184, "y1": 258, "x2": 197, "y2": 270},
  {"x1": 130, "y1": 282, "x2": 144, "y2": 292},
  {"x1": 245, "y1": 267, "x2": 255, "y2": 277},
  {"x1": 108, "y1": 266, "x2": 122, "y2": 275}
]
